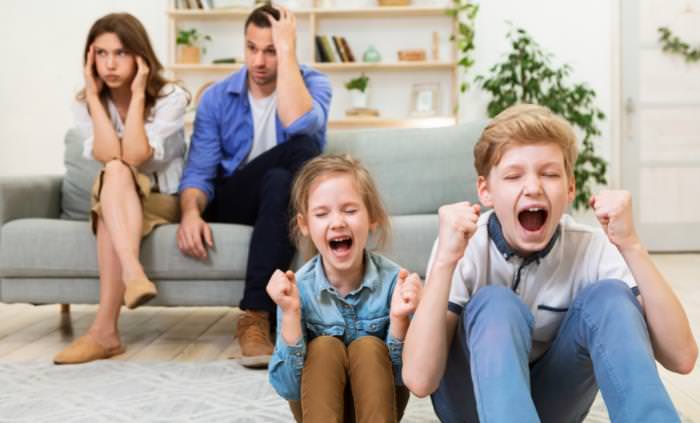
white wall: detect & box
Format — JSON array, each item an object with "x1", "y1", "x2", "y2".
[
  {"x1": 459, "y1": 0, "x2": 616, "y2": 172},
  {"x1": 0, "y1": 0, "x2": 168, "y2": 177},
  {"x1": 0, "y1": 0, "x2": 617, "y2": 177}
]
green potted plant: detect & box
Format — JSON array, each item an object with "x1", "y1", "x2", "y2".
[
  {"x1": 448, "y1": 0, "x2": 479, "y2": 93},
  {"x1": 176, "y1": 28, "x2": 212, "y2": 64},
  {"x1": 345, "y1": 74, "x2": 370, "y2": 109},
  {"x1": 475, "y1": 26, "x2": 607, "y2": 210}
]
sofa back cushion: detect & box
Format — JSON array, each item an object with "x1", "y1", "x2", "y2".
[
  {"x1": 326, "y1": 122, "x2": 484, "y2": 216},
  {"x1": 60, "y1": 122, "x2": 484, "y2": 220},
  {"x1": 61, "y1": 129, "x2": 101, "y2": 220}
]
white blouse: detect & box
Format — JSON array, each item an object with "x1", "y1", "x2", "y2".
[{"x1": 72, "y1": 84, "x2": 188, "y2": 194}]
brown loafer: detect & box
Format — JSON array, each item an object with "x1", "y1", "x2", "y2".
[
  {"x1": 124, "y1": 278, "x2": 158, "y2": 309},
  {"x1": 53, "y1": 335, "x2": 125, "y2": 365}
]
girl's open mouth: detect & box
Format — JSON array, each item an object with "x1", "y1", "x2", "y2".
[{"x1": 329, "y1": 236, "x2": 353, "y2": 254}]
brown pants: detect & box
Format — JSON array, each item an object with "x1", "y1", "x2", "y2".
[{"x1": 288, "y1": 336, "x2": 410, "y2": 423}]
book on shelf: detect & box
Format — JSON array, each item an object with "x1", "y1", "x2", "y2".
[
  {"x1": 314, "y1": 35, "x2": 355, "y2": 63},
  {"x1": 332, "y1": 36, "x2": 347, "y2": 62},
  {"x1": 319, "y1": 35, "x2": 337, "y2": 63},
  {"x1": 340, "y1": 37, "x2": 355, "y2": 62},
  {"x1": 314, "y1": 36, "x2": 328, "y2": 62}
]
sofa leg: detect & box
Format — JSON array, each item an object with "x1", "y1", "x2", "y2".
[{"x1": 59, "y1": 304, "x2": 73, "y2": 338}]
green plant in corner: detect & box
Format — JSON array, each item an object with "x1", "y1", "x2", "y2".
[
  {"x1": 475, "y1": 26, "x2": 607, "y2": 210},
  {"x1": 176, "y1": 28, "x2": 212, "y2": 54},
  {"x1": 344, "y1": 74, "x2": 369, "y2": 93},
  {"x1": 658, "y1": 27, "x2": 700, "y2": 63},
  {"x1": 447, "y1": 0, "x2": 479, "y2": 93}
]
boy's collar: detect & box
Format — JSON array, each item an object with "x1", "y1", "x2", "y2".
[{"x1": 487, "y1": 212, "x2": 560, "y2": 262}]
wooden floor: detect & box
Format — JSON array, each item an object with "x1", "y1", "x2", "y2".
[{"x1": 0, "y1": 254, "x2": 698, "y2": 419}]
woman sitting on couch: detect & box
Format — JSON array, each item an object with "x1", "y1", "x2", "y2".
[{"x1": 54, "y1": 13, "x2": 188, "y2": 365}]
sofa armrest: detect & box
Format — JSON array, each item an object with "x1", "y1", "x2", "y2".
[{"x1": 0, "y1": 175, "x2": 63, "y2": 225}]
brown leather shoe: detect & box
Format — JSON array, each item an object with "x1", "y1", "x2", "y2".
[
  {"x1": 124, "y1": 278, "x2": 157, "y2": 309},
  {"x1": 53, "y1": 335, "x2": 125, "y2": 365},
  {"x1": 237, "y1": 310, "x2": 274, "y2": 368}
]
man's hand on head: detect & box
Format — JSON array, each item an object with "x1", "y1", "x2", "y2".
[{"x1": 266, "y1": 5, "x2": 296, "y2": 58}]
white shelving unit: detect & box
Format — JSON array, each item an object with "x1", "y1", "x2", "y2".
[{"x1": 167, "y1": 2, "x2": 458, "y2": 129}]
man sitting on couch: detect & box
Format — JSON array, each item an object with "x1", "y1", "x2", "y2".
[{"x1": 176, "y1": 4, "x2": 332, "y2": 368}]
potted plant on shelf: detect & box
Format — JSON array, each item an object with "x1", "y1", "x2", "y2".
[
  {"x1": 475, "y1": 26, "x2": 607, "y2": 210},
  {"x1": 176, "y1": 28, "x2": 212, "y2": 64},
  {"x1": 345, "y1": 74, "x2": 370, "y2": 109}
]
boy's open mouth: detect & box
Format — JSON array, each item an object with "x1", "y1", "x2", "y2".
[
  {"x1": 518, "y1": 208, "x2": 548, "y2": 232},
  {"x1": 329, "y1": 236, "x2": 353, "y2": 253}
]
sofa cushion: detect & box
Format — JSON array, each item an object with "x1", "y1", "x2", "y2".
[
  {"x1": 0, "y1": 219, "x2": 252, "y2": 279},
  {"x1": 61, "y1": 128, "x2": 101, "y2": 220},
  {"x1": 59, "y1": 123, "x2": 483, "y2": 220},
  {"x1": 326, "y1": 122, "x2": 484, "y2": 216},
  {"x1": 0, "y1": 215, "x2": 437, "y2": 281}
]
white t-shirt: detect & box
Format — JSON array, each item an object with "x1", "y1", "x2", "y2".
[
  {"x1": 246, "y1": 91, "x2": 278, "y2": 164},
  {"x1": 72, "y1": 84, "x2": 188, "y2": 194},
  {"x1": 427, "y1": 210, "x2": 637, "y2": 361}
]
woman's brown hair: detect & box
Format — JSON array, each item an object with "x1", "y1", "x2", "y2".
[{"x1": 77, "y1": 13, "x2": 180, "y2": 119}]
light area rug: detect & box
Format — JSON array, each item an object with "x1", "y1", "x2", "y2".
[{"x1": 0, "y1": 361, "x2": 690, "y2": 422}]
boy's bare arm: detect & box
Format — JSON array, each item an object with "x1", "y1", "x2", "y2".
[
  {"x1": 591, "y1": 190, "x2": 698, "y2": 374},
  {"x1": 402, "y1": 202, "x2": 479, "y2": 397}
]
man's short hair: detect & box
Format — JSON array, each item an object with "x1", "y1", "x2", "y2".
[
  {"x1": 245, "y1": 3, "x2": 280, "y2": 31},
  {"x1": 474, "y1": 104, "x2": 578, "y2": 180}
]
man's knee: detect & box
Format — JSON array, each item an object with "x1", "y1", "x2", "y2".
[
  {"x1": 289, "y1": 134, "x2": 321, "y2": 159},
  {"x1": 262, "y1": 168, "x2": 293, "y2": 192}
]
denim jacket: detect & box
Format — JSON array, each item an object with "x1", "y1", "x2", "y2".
[{"x1": 268, "y1": 251, "x2": 404, "y2": 401}]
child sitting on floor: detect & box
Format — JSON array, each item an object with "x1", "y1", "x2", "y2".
[{"x1": 268, "y1": 155, "x2": 423, "y2": 422}]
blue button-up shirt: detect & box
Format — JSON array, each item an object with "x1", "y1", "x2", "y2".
[
  {"x1": 269, "y1": 252, "x2": 405, "y2": 401},
  {"x1": 178, "y1": 65, "x2": 332, "y2": 202}
]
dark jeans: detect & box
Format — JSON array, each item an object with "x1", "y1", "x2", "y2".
[{"x1": 204, "y1": 134, "x2": 321, "y2": 313}]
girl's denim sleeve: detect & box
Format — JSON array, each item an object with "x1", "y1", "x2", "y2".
[
  {"x1": 268, "y1": 306, "x2": 307, "y2": 401},
  {"x1": 386, "y1": 327, "x2": 405, "y2": 386}
]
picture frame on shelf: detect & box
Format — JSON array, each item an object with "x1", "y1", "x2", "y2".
[{"x1": 410, "y1": 82, "x2": 440, "y2": 117}]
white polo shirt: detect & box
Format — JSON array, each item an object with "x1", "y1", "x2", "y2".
[{"x1": 428, "y1": 210, "x2": 637, "y2": 361}]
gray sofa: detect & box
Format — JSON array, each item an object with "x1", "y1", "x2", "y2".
[{"x1": 0, "y1": 123, "x2": 482, "y2": 306}]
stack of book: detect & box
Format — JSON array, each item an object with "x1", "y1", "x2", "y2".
[{"x1": 315, "y1": 35, "x2": 355, "y2": 63}]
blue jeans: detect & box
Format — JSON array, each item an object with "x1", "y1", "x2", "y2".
[{"x1": 431, "y1": 280, "x2": 679, "y2": 423}]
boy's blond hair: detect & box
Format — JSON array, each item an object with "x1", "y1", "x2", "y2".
[
  {"x1": 290, "y1": 154, "x2": 390, "y2": 254},
  {"x1": 474, "y1": 104, "x2": 578, "y2": 180}
]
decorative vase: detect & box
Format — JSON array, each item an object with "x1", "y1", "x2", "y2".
[
  {"x1": 351, "y1": 90, "x2": 368, "y2": 109},
  {"x1": 362, "y1": 45, "x2": 382, "y2": 63},
  {"x1": 178, "y1": 46, "x2": 201, "y2": 64}
]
